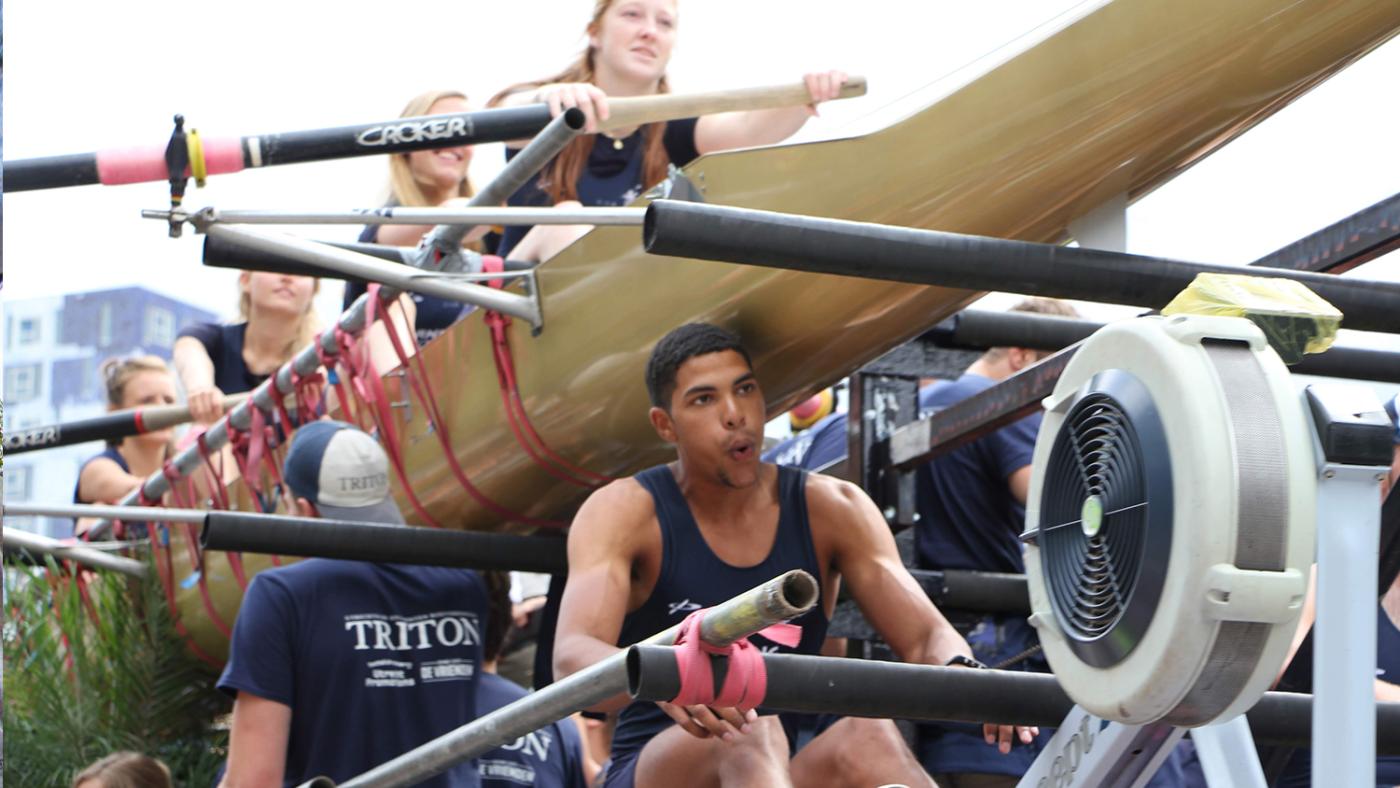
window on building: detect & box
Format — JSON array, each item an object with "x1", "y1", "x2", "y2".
[
  {"x1": 5, "y1": 464, "x2": 34, "y2": 500},
  {"x1": 144, "y1": 306, "x2": 176, "y2": 348},
  {"x1": 98, "y1": 304, "x2": 114, "y2": 347},
  {"x1": 18, "y1": 318, "x2": 41, "y2": 346},
  {"x1": 5, "y1": 365, "x2": 42, "y2": 402}
]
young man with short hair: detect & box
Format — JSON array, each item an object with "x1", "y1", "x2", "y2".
[{"x1": 555, "y1": 323, "x2": 1035, "y2": 788}]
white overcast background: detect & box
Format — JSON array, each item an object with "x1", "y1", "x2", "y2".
[{"x1": 4, "y1": 1, "x2": 1398, "y2": 357}]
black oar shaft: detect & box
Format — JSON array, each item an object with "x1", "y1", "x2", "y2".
[
  {"x1": 626, "y1": 647, "x2": 1400, "y2": 753},
  {"x1": 201, "y1": 511, "x2": 567, "y2": 574},
  {"x1": 4, "y1": 395, "x2": 245, "y2": 454},
  {"x1": 642, "y1": 202, "x2": 1400, "y2": 334}
]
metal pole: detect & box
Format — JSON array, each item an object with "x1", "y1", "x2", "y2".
[
  {"x1": 201, "y1": 511, "x2": 567, "y2": 574},
  {"x1": 200, "y1": 224, "x2": 539, "y2": 322},
  {"x1": 642, "y1": 200, "x2": 1400, "y2": 334},
  {"x1": 5, "y1": 502, "x2": 208, "y2": 524},
  {"x1": 185, "y1": 206, "x2": 647, "y2": 227},
  {"x1": 2, "y1": 528, "x2": 148, "y2": 576},
  {"x1": 330, "y1": 569, "x2": 819, "y2": 788},
  {"x1": 89, "y1": 110, "x2": 585, "y2": 540},
  {"x1": 626, "y1": 647, "x2": 1400, "y2": 752}
]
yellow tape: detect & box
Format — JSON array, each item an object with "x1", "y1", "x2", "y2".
[{"x1": 187, "y1": 129, "x2": 207, "y2": 187}]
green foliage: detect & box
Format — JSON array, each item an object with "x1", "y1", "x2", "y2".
[{"x1": 3, "y1": 558, "x2": 230, "y2": 787}]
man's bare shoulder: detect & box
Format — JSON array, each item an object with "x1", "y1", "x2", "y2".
[
  {"x1": 571, "y1": 476, "x2": 658, "y2": 537},
  {"x1": 803, "y1": 471, "x2": 875, "y2": 519}
]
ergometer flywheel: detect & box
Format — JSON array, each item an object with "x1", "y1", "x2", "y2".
[{"x1": 1023, "y1": 315, "x2": 1314, "y2": 726}]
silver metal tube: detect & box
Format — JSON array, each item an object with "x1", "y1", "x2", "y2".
[
  {"x1": 200, "y1": 207, "x2": 646, "y2": 226},
  {"x1": 5, "y1": 502, "x2": 208, "y2": 524},
  {"x1": 202, "y1": 224, "x2": 539, "y2": 321},
  {"x1": 3, "y1": 527, "x2": 148, "y2": 576},
  {"x1": 331, "y1": 569, "x2": 818, "y2": 788},
  {"x1": 92, "y1": 112, "x2": 584, "y2": 540}
]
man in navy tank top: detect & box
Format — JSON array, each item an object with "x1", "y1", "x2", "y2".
[{"x1": 554, "y1": 324, "x2": 1037, "y2": 788}]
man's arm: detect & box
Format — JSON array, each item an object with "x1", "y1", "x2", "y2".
[
  {"x1": 811, "y1": 475, "x2": 1037, "y2": 752},
  {"x1": 553, "y1": 480, "x2": 651, "y2": 711},
  {"x1": 219, "y1": 692, "x2": 291, "y2": 788}
]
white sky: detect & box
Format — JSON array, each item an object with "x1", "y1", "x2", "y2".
[{"x1": 4, "y1": 1, "x2": 1398, "y2": 352}]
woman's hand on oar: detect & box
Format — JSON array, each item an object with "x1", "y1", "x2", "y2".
[
  {"x1": 538, "y1": 82, "x2": 612, "y2": 133},
  {"x1": 802, "y1": 70, "x2": 851, "y2": 117}
]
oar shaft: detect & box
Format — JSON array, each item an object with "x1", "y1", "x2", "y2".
[
  {"x1": 642, "y1": 201, "x2": 1400, "y2": 335},
  {"x1": 201, "y1": 511, "x2": 568, "y2": 574},
  {"x1": 3, "y1": 394, "x2": 247, "y2": 455},
  {"x1": 603, "y1": 77, "x2": 867, "y2": 131},
  {"x1": 2, "y1": 528, "x2": 149, "y2": 576},
  {"x1": 196, "y1": 206, "x2": 647, "y2": 226},
  {"x1": 333, "y1": 569, "x2": 818, "y2": 788},
  {"x1": 4, "y1": 502, "x2": 207, "y2": 524}
]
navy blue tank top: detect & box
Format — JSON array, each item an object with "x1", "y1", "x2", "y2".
[{"x1": 609, "y1": 464, "x2": 829, "y2": 763}]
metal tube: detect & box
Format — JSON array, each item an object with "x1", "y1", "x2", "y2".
[
  {"x1": 5, "y1": 502, "x2": 208, "y2": 524},
  {"x1": 2, "y1": 528, "x2": 148, "y2": 576},
  {"x1": 202, "y1": 234, "x2": 535, "y2": 283},
  {"x1": 642, "y1": 201, "x2": 1400, "y2": 334},
  {"x1": 91, "y1": 111, "x2": 585, "y2": 540},
  {"x1": 625, "y1": 647, "x2": 1400, "y2": 753},
  {"x1": 201, "y1": 511, "x2": 567, "y2": 574},
  {"x1": 331, "y1": 569, "x2": 818, "y2": 788},
  {"x1": 201, "y1": 224, "x2": 539, "y2": 321},
  {"x1": 197, "y1": 207, "x2": 647, "y2": 226},
  {"x1": 3, "y1": 393, "x2": 246, "y2": 454}
]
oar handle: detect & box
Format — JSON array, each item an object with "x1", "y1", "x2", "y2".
[
  {"x1": 601, "y1": 76, "x2": 867, "y2": 132},
  {"x1": 3, "y1": 393, "x2": 250, "y2": 454},
  {"x1": 139, "y1": 393, "x2": 250, "y2": 431}
]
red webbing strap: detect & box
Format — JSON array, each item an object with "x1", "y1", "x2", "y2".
[
  {"x1": 478, "y1": 256, "x2": 612, "y2": 488},
  {"x1": 164, "y1": 462, "x2": 243, "y2": 622},
  {"x1": 196, "y1": 433, "x2": 231, "y2": 511},
  {"x1": 317, "y1": 331, "x2": 368, "y2": 432},
  {"x1": 145, "y1": 501, "x2": 222, "y2": 669},
  {"x1": 290, "y1": 367, "x2": 326, "y2": 424},
  {"x1": 668, "y1": 610, "x2": 802, "y2": 710},
  {"x1": 366, "y1": 284, "x2": 566, "y2": 528},
  {"x1": 333, "y1": 309, "x2": 443, "y2": 528}
]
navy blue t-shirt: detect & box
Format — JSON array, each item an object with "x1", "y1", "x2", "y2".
[
  {"x1": 176, "y1": 322, "x2": 267, "y2": 395},
  {"x1": 762, "y1": 411, "x2": 847, "y2": 473},
  {"x1": 476, "y1": 673, "x2": 587, "y2": 788},
  {"x1": 916, "y1": 374, "x2": 1039, "y2": 575},
  {"x1": 1274, "y1": 604, "x2": 1400, "y2": 787},
  {"x1": 496, "y1": 118, "x2": 700, "y2": 258},
  {"x1": 218, "y1": 559, "x2": 489, "y2": 787},
  {"x1": 342, "y1": 223, "x2": 471, "y2": 348}
]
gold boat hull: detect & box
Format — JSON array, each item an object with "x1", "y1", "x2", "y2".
[{"x1": 172, "y1": 0, "x2": 1400, "y2": 664}]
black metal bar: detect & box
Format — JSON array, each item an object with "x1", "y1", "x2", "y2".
[
  {"x1": 928, "y1": 310, "x2": 1400, "y2": 384},
  {"x1": 201, "y1": 511, "x2": 567, "y2": 574},
  {"x1": 625, "y1": 646, "x2": 1400, "y2": 752},
  {"x1": 911, "y1": 568, "x2": 1030, "y2": 615},
  {"x1": 643, "y1": 201, "x2": 1400, "y2": 334},
  {"x1": 3, "y1": 106, "x2": 553, "y2": 193},
  {"x1": 889, "y1": 347, "x2": 1078, "y2": 469},
  {"x1": 1249, "y1": 191, "x2": 1400, "y2": 275}
]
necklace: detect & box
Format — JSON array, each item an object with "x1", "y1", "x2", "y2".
[{"x1": 601, "y1": 129, "x2": 633, "y2": 150}]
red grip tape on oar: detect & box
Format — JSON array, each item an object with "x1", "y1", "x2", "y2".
[
  {"x1": 94, "y1": 138, "x2": 244, "y2": 186},
  {"x1": 669, "y1": 609, "x2": 801, "y2": 710}
]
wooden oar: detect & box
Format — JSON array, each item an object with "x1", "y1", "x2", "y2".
[
  {"x1": 4, "y1": 393, "x2": 248, "y2": 455},
  {"x1": 602, "y1": 76, "x2": 867, "y2": 131}
]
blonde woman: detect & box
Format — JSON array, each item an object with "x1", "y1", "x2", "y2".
[
  {"x1": 72, "y1": 752, "x2": 173, "y2": 788},
  {"x1": 490, "y1": 0, "x2": 847, "y2": 262},
  {"x1": 73, "y1": 356, "x2": 178, "y2": 537},
  {"x1": 342, "y1": 90, "x2": 488, "y2": 347},
  {"x1": 174, "y1": 271, "x2": 320, "y2": 425}
]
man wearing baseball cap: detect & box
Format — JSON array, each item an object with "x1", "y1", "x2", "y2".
[{"x1": 218, "y1": 421, "x2": 489, "y2": 788}]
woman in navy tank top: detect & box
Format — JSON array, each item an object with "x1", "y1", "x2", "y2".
[
  {"x1": 488, "y1": 0, "x2": 850, "y2": 262},
  {"x1": 73, "y1": 356, "x2": 178, "y2": 537},
  {"x1": 552, "y1": 323, "x2": 1036, "y2": 788}
]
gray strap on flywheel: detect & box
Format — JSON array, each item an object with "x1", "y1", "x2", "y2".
[{"x1": 1166, "y1": 339, "x2": 1289, "y2": 726}]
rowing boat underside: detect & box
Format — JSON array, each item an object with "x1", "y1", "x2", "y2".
[{"x1": 172, "y1": 0, "x2": 1400, "y2": 664}]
